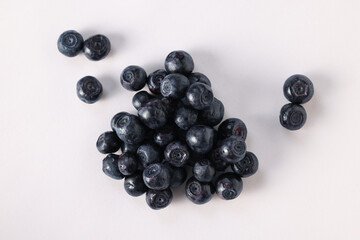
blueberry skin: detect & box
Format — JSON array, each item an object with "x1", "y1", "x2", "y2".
[
  {"x1": 136, "y1": 142, "x2": 161, "y2": 167},
  {"x1": 118, "y1": 152, "x2": 138, "y2": 176},
  {"x1": 161, "y1": 97, "x2": 177, "y2": 116},
  {"x1": 218, "y1": 118, "x2": 247, "y2": 141},
  {"x1": 160, "y1": 73, "x2": 190, "y2": 99},
  {"x1": 185, "y1": 177, "x2": 214, "y2": 205},
  {"x1": 83, "y1": 34, "x2": 110, "y2": 61},
  {"x1": 231, "y1": 151, "x2": 259, "y2": 177},
  {"x1": 216, "y1": 173, "x2": 243, "y2": 200},
  {"x1": 187, "y1": 72, "x2": 211, "y2": 86},
  {"x1": 279, "y1": 103, "x2": 307, "y2": 130},
  {"x1": 208, "y1": 148, "x2": 229, "y2": 171},
  {"x1": 174, "y1": 106, "x2": 198, "y2": 130},
  {"x1": 111, "y1": 112, "x2": 130, "y2": 132},
  {"x1": 164, "y1": 141, "x2": 190, "y2": 167},
  {"x1": 193, "y1": 159, "x2": 215, "y2": 183},
  {"x1": 283, "y1": 74, "x2": 314, "y2": 104},
  {"x1": 162, "y1": 162, "x2": 187, "y2": 188},
  {"x1": 96, "y1": 131, "x2": 122, "y2": 154},
  {"x1": 143, "y1": 163, "x2": 171, "y2": 190},
  {"x1": 132, "y1": 91, "x2": 153, "y2": 110},
  {"x1": 154, "y1": 124, "x2": 177, "y2": 147},
  {"x1": 218, "y1": 136, "x2": 247, "y2": 163},
  {"x1": 120, "y1": 65, "x2": 147, "y2": 91},
  {"x1": 112, "y1": 114, "x2": 146, "y2": 144},
  {"x1": 165, "y1": 50, "x2": 194, "y2": 74},
  {"x1": 121, "y1": 142, "x2": 140, "y2": 154},
  {"x1": 199, "y1": 98, "x2": 224, "y2": 126},
  {"x1": 186, "y1": 125, "x2": 215, "y2": 154},
  {"x1": 186, "y1": 83, "x2": 214, "y2": 110},
  {"x1": 138, "y1": 99, "x2": 168, "y2": 129},
  {"x1": 124, "y1": 173, "x2": 148, "y2": 197},
  {"x1": 148, "y1": 69, "x2": 167, "y2": 95},
  {"x1": 57, "y1": 30, "x2": 84, "y2": 57},
  {"x1": 102, "y1": 154, "x2": 124, "y2": 180},
  {"x1": 146, "y1": 189, "x2": 173, "y2": 210},
  {"x1": 76, "y1": 76, "x2": 103, "y2": 104}
]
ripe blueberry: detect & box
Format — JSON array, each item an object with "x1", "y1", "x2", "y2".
[
  {"x1": 118, "y1": 152, "x2": 138, "y2": 176},
  {"x1": 147, "y1": 69, "x2": 167, "y2": 95},
  {"x1": 143, "y1": 163, "x2": 171, "y2": 190},
  {"x1": 186, "y1": 82, "x2": 214, "y2": 110},
  {"x1": 187, "y1": 72, "x2": 211, "y2": 86},
  {"x1": 132, "y1": 91, "x2": 153, "y2": 110},
  {"x1": 193, "y1": 159, "x2": 215, "y2": 183},
  {"x1": 112, "y1": 114, "x2": 146, "y2": 144},
  {"x1": 136, "y1": 142, "x2": 161, "y2": 167},
  {"x1": 218, "y1": 118, "x2": 247, "y2": 141},
  {"x1": 153, "y1": 124, "x2": 177, "y2": 147},
  {"x1": 120, "y1": 65, "x2": 147, "y2": 91},
  {"x1": 185, "y1": 176, "x2": 214, "y2": 204},
  {"x1": 280, "y1": 103, "x2": 307, "y2": 130},
  {"x1": 83, "y1": 34, "x2": 111, "y2": 61},
  {"x1": 102, "y1": 154, "x2": 124, "y2": 180},
  {"x1": 216, "y1": 173, "x2": 243, "y2": 200},
  {"x1": 57, "y1": 30, "x2": 83, "y2": 57},
  {"x1": 146, "y1": 189, "x2": 173, "y2": 210},
  {"x1": 174, "y1": 106, "x2": 198, "y2": 130},
  {"x1": 283, "y1": 74, "x2": 314, "y2": 104},
  {"x1": 76, "y1": 76, "x2": 103, "y2": 104},
  {"x1": 124, "y1": 172, "x2": 148, "y2": 197},
  {"x1": 164, "y1": 141, "x2": 190, "y2": 167},
  {"x1": 160, "y1": 73, "x2": 190, "y2": 99},
  {"x1": 138, "y1": 99, "x2": 168, "y2": 129},
  {"x1": 231, "y1": 151, "x2": 259, "y2": 177},
  {"x1": 96, "y1": 131, "x2": 122, "y2": 154},
  {"x1": 218, "y1": 136, "x2": 247, "y2": 163},
  {"x1": 186, "y1": 125, "x2": 215, "y2": 154},
  {"x1": 164, "y1": 50, "x2": 194, "y2": 74},
  {"x1": 199, "y1": 98, "x2": 224, "y2": 126}
]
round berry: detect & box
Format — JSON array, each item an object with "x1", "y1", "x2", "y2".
[
  {"x1": 132, "y1": 91, "x2": 153, "y2": 110},
  {"x1": 118, "y1": 152, "x2": 138, "y2": 176},
  {"x1": 164, "y1": 141, "x2": 190, "y2": 167},
  {"x1": 187, "y1": 72, "x2": 211, "y2": 86},
  {"x1": 136, "y1": 142, "x2": 161, "y2": 167},
  {"x1": 174, "y1": 106, "x2": 198, "y2": 130},
  {"x1": 193, "y1": 159, "x2": 215, "y2": 183},
  {"x1": 154, "y1": 124, "x2": 177, "y2": 147},
  {"x1": 143, "y1": 163, "x2": 171, "y2": 190},
  {"x1": 120, "y1": 65, "x2": 147, "y2": 91},
  {"x1": 280, "y1": 103, "x2": 307, "y2": 130},
  {"x1": 57, "y1": 30, "x2": 84, "y2": 57},
  {"x1": 163, "y1": 162, "x2": 187, "y2": 188},
  {"x1": 216, "y1": 173, "x2": 243, "y2": 200},
  {"x1": 76, "y1": 76, "x2": 103, "y2": 104},
  {"x1": 199, "y1": 98, "x2": 224, "y2": 126},
  {"x1": 96, "y1": 131, "x2": 122, "y2": 154},
  {"x1": 138, "y1": 99, "x2": 168, "y2": 129},
  {"x1": 186, "y1": 125, "x2": 215, "y2": 154},
  {"x1": 112, "y1": 114, "x2": 146, "y2": 144},
  {"x1": 146, "y1": 189, "x2": 173, "y2": 210},
  {"x1": 124, "y1": 173, "x2": 147, "y2": 197},
  {"x1": 147, "y1": 69, "x2": 167, "y2": 94},
  {"x1": 185, "y1": 177, "x2": 214, "y2": 205},
  {"x1": 218, "y1": 136, "x2": 247, "y2": 163},
  {"x1": 160, "y1": 73, "x2": 190, "y2": 99},
  {"x1": 218, "y1": 118, "x2": 247, "y2": 141},
  {"x1": 164, "y1": 50, "x2": 194, "y2": 74},
  {"x1": 102, "y1": 154, "x2": 124, "y2": 180},
  {"x1": 83, "y1": 34, "x2": 110, "y2": 61},
  {"x1": 186, "y1": 83, "x2": 214, "y2": 110},
  {"x1": 208, "y1": 148, "x2": 229, "y2": 171},
  {"x1": 231, "y1": 151, "x2": 259, "y2": 177},
  {"x1": 283, "y1": 74, "x2": 314, "y2": 104}
]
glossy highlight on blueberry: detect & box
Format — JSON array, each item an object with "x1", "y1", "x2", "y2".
[
  {"x1": 216, "y1": 173, "x2": 243, "y2": 200},
  {"x1": 138, "y1": 99, "x2": 168, "y2": 129},
  {"x1": 199, "y1": 98, "x2": 224, "y2": 126},
  {"x1": 132, "y1": 91, "x2": 153, "y2": 110},
  {"x1": 185, "y1": 177, "x2": 214, "y2": 204},
  {"x1": 186, "y1": 125, "x2": 215, "y2": 154},
  {"x1": 164, "y1": 141, "x2": 190, "y2": 167},
  {"x1": 218, "y1": 136, "x2": 247, "y2": 163},
  {"x1": 186, "y1": 82, "x2": 214, "y2": 110},
  {"x1": 148, "y1": 69, "x2": 167, "y2": 95},
  {"x1": 121, "y1": 65, "x2": 147, "y2": 91},
  {"x1": 76, "y1": 76, "x2": 103, "y2": 104},
  {"x1": 165, "y1": 50, "x2": 194, "y2": 74},
  {"x1": 83, "y1": 34, "x2": 110, "y2": 61},
  {"x1": 280, "y1": 103, "x2": 307, "y2": 130},
  {"x1": 283, "y1": 74, "x2": 314, "y2": 104},
  {"x1": 136, "y1": 142, "x2": 161, "y2": 167},
  {"x1": 124, "y1": 173, "x2": 147, "y2": 197},
  {"x1": 96, "y1": 131, "x2": 122, "y2": 154},
  {"x1": 118, "y1": 152, "x2": 138, "y2": 176},
  {"x1": 160, "y1": 73, "x2": 190, "y2": 99},
  {"x1": 112, "y1": 114, "x2": 146, "y2": 144},
  {"x1": 231, "y1": 151, "x2": 259, "y2": 177},
  {"x1": 57, "y1": 30, "x2": 84, "y2": 57},
  {"x1": 153, "y1": 124, "x2": 177, "y2": 147},
  {"x1": 174, "y1": 106, "x2": 198, "y2": 130},
  {"x1": 102, "y1": 154, "x2": 124, "y2": 180},
  {"x1": 193, "y1": 159, "x2": 215, "y2": 183},
  {"x1": 218, "y1": 118, "x2": 247, "y2": 141},
  {"x1": 146, "y1": 189, "x2": 173, "y2": 210},
  {"x1": 143, "y1": 163, "x2": 171, "y2": 190}
]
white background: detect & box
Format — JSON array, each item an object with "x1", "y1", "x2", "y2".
[{"x1": 1, "y1": 0, "x2": 360, "y2": 239}]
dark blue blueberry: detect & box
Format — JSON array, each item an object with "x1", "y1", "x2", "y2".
[
  {"x1": 76, "y1": 76, "x2": 103, "y2": 104},
  {"x1": 187, "y1": 72, "x2": 211, "y2": 86},
  {"x1": 124, "y1": 172, "x2": 148, "y2": 197},
  {"x1": 121, "y1": 142, "x2": 140, "y2": 154},
  {"x1": 136, "y1": 142, "x2": 161, "y2": 167},
  {"x1": 83, "y1": 34, "x2": 110, "y2": 61},
  {"x1": 218, "y1": 118, "x2": 247, "y2": 141},
  {"x1": 186, "y1": 125, "x2": 215, "y2": 154},
  {"x1": 283, "y1": 74, "x2": 314, "y2": 104},
  {"x1": 199, "y1": 98, "x2": 224, "y2": 126},
  {"x1": 147, "y1": 69, "x2": 167, "y2": 95},
  {"x1": 216, "y1": 173, "x2": 243, "y2": 200},
  {"x1": 120, "y1": 65, "x2": 147, "y2": 91},
  {"x1": 96, "y1": 131, "x2": 122, "y2": 154},
  {"x1": 218, "y1": 136, "x2": 247, "y2": 163},
  {"x1": 186, "y1": 83, "x2": 214, "y2": 110},
  {"x1": 146, "y1": 189, "x2": 173, "y2": 210},
  {"x1": 153, "y1": 124, "x2": 177, "y2": 147},
  {"x1": 111, "y1": 112, "x2": 130, "y2": 132},
  {"x1": 143, "y1": 163, "x2": 171, "y2": 190},
  {"x1": 57, "y1": 30, "x2": 84, "y2": 57},
  {"x1": 185, "y1": 176, "x2": 214, "y2": 205},
  {"x1": 162, "y1": 162, "x2": 187, "y2": 188},
  {"x1": 117, "y1": 152, "x2": 138, "y2": 176},
  {"x1": 164, "y1": 50, "x2": 194, "y2": 74},
  {"x1": 102, "y1": 154, "x2": 124, "y2": 180},
  {"x1": 164, "y1": 141, "x2": 190, "y2": 167},
  {"x1": 160, "y1": 73, "x2": 190, "y2": 99},
  {"x1": 280, "y1": 103, "x2": 307, "y2": 130},
  {"x1": 208, "y1": 148, "x2": 229, "y2": 171},
  {"x1": 193, "y1": 159, "x2": 215, "y2": 183},
  {"x1": 161, "y1": 97, "x2": 177, "y2": 116},
  {"x1": 132, "y1": 91, "x2": 153, "y2": 110},
  {"x1": 138, "y1": 99, "x2": 168, "y2": 129},
  {"x1": 231, "y1": 151, "x2": 259, "y2": 177},
  {"x1": 174, "y1": 106, "x2": 198, "y2": 130},
  {"x1": 112, "y1": 114, "x2": 146, "y2": 144}
]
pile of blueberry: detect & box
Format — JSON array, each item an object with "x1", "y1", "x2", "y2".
[{"x1": 97, "y1": 50, "x2": 259, "y2": 210}]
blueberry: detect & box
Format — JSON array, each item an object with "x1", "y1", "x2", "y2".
[
  {"x1": 102, "y1": 154, "x2": 124, "y2": 180},
  {"x1": 283, "y1": 74, "x2": 314, "y2": 104},
  {"x1": 146, "y1": 189, "x2": 173, "y2": 210},
  {"x1": 208, "y1": 148, "x2": 229, "y2": 171},
  {"x1": 83, "y1": 34, "x2": 111, "y2": 61},
  {"x1": 161, "y1": 97, "x2": 177, "y2": 116},
  {"x1": 111, "y1": 112, "x2": 130, "y2": 132},
  {"x1": 121, "y1": 142, "x2": 140, "y2": 154},
  {"x1": 76, "y1": 76, "x2": 103, "y2": 104},
  {"x1": 164, "y1": 50, "x2": 194, "y2": 74},
  {"x1": 174, "y1": 106, "x2": 198, "y2": 130},
  {"x1": 218, "y1": 136, "x2": 247, "y2": 163},
  {"x1": 186, "y1": 125, "x2": 215, "y2": 155},
  {"x1": 218, "y1": 118, "x2": 247, "y2": 141},
  {"x1": 96, "y1": 131, "x2": 122, "y2": 154},
  {"x1": 216, "y1": 173, "x2": 243, "y2": 200},
  {"x1": 147, "y1": 69, "x2": 167, "y2": 95},
  {"x1": 57, "y1": 30, "x2": 84, "y2": 57},
  {"x1": 279, "y1": 103, "x2": 307, "y2": 130},
  {"x1": 118, "y1": 152, "x2": 138, "y2": 176},
  {"x1": 185, "y1": 176, "x2": 214, "y2": 204},
  {"x1": 124, "y1": 173, "x2": 148, "y2": 197},
  {"x1": 199, "y1": 98, "x2": 224, "y2": 126},
  {"x1": 153, "y1": 124, "x2": 177, "y2": 147},
  {"x1": 163, "y1": 162, "x2": 187, "y2": 188},
  {"x1": 143, "y1": 163, "x2": 171, "y2": 190},
  {"x1": 136, "y1": 142, "x2": 161, "y2": 167},
  {"x1": 138, "y1": 99, "x2": 168, "y2": 129},
  {"x1": 164, "y1": 141, "x2": 190, "y2": 167},
  {"x1": 132, "y1": 91, "x2": 153, "y2": 110},
  {"x1": 193, "y1": 159, "x2": 215, "y2": 183},
  {"x1": 160, "y1": 73, "x2": 190, "y2": 99},
  {"x1": 120, "y1": 65, "x2": 147, "y2": 91},
  {"x1": 231, "y1": 151, "x2": 259, "y2": 177},
  {"x1": 187, "y1": 72, "x2": 211, "y2": 86},
  {"x1": 186, "y1": 83, "x2": 214, "y2": 110},
  {"x1": 112, "y1": 114, "x2": 146, "y2": 144}
]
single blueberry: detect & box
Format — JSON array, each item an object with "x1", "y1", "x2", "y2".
[
  {"x1": 162, "y1": 162, "x2": 187, "y2": 188},
  {"x1": 76, "y1": 76, "x2": 103, "y2": 104},
  {"x1": 186, "y1": 125, "x2": 215, "y2": 154},
  {"x1": 164, "y1": 141, "x2": 190, "y2": 167},
  {"x1": 185, "y1": 176, "x2": 214, "y2": 205},
  {"x1": 186, "y1": 83, "x2": 214, "y2": 110},
  {"x1": 199, "y1": 98, "x2": 224, "y2": 126},
  {"x1": 83, "y1": 34, "x2": 110, "y2": 61},
  {"x1": 57, "y1": 30, "x2": 84, "y2": 57},
  {"x1": 231, "y1": 151, "x2": 259, "y2": 177},
  {"x1": 193, "y1": 159, "x2": 215, "y2": 183},
  {"x1": 174, "y1": 106, "x2": 198, "y2": 130},
  {"x1": 138, "y1": 99, "x2": 168, "y2": 129},
  {"x1": 132, "y1": 91, "x2": 154, "y2": 110},
  {"x1": 136, "y1": 142, "x2": 161, "y2": 167},
  {"x1": 117, "y1": 152, "x2": 138, "y2": 176},
  {"x1": 147, "y1": 69, "x2": 168, "y2": 95},
  {"x1": 216, "y1": 173, "x2": 243, "y2": 200},
  {"x1": 153, "y1": 124, "x2": 177, "y2": 147},
  {"x1": 160, "y1": 73, "x2": 190, "y2": 99},
  {"x1": 146, "y1": 189, "x2": 173, "y2": 210},
  {"x1": 164, "y1": 50, "x2": 194, "y2": 74},
  {"x1": 143, "y1": 163, "x2": 171, "y2": 190},
  {"x1": 112, "y1": 114, "x2": 146, "y2": 144},
  {"x1": 283, "y1": 74, "x2": 314, "y2": 104},
  {"x1": 218, "y1": 118, "x2": 247, "y2": 141},
  {"x1": 111, "y1": 112, "x2": 130, "y2": 132},
  {"x1": 102, "y1": 154, "x2": 124, "y2": 180},
  {"x1": 121, "y1": 142, "x2": 140, "y2": 154},
  {"x1": 124, "y1": 172, "x2": 148, "y2": 197},
  {"x1": 120, "y1": 65, "x2": 147, "y2": 91},
  {"x1": 96, "y1": 131, "x2": 122, "y2": 154},
  {"x1": 279, "y1": 103, "x2": 307, "y2": 130},
  {"x1": 187, "y1": 72, "x2": 211, "y2": 86},
  {"x1": 208, "y1": 148, "x2": 229, "y2": 171},
  {"x1": 218, "y1": 136, "x2": 247, "y2": 163}
]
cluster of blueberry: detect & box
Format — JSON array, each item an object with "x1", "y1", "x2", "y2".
[
  {"x1": 97, "y1": 50, "x2": 259, "y2": 210},
  {"x1": 280, "y1": 75, "x2": 314, "y2": 130}
]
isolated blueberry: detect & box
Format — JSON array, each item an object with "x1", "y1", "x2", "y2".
[
  {"x1": 148, "y1": 69, "x2": 167, "y2": 95},
  {"x1": 186, "y1": 83, "x2": 214, "y2": 110},
  {"x1": 57, "y1": 30, "x2": 84, "y2": 57},
  {"x1": 187, "y1": 72, "x2": 211, "y2": 86},
  {"x1": 121, "y1": 142, "x2": 140, "y2": 154},
  {"x1": 199, "y1": 98, "x2": 224, "y2": 126},
  {"x1": 208, "y1": 148, "x2": 229, "y2": 171},
  {"x1": 218, "y1": 136, "x2": 247, "y2": 163},
  {"x1": 111, "y1": 112, "x2": 130, "y2": 132},
  {"x1": 165, "y1": 50, "x2": 194, "y2": 74},
  {"x1": 216, "y1": 173, "x2": 243, "y2": 200},
  {"x1": 193, "y1": 159, "x2": 215, "y2": 183},
  {"x1": 146, "y1": 189, "x2": 173, "y2": 210},
  {"x1": 164, "y1": 141, "x2": 190, "y2": 167},
  {"x1": 218, "y1": 118, "x2": 247, "y2": 141},
  {"x1": 136, "y1": 142, "x2": 161, "y2": 167},
  {"x1": 138, "y1": 99, "x2": 168, "y2": 129},
  {"x1": 153, "y1": 124, "x2": 177, "y2": 147},
  {"x1": 280, "y1": 103, "x2": 307, "y2": 130},
  {"x1": 143, "y1": 163, "x2": 171, "y2": 190},
  {"x1": 283, "y1": 74, "x2": 314, "y2": 104},
  {"x1": 174, "y1": 106, "x2": 198, "y2": 130},
  {"x1": 124, "y1": 173, "x2": 147, "y2": 197},
  {"x1": 76, "y1": 76, "x2": 103, "y2": 104},
  {"x1": 231, "y1": 151, "x2": 259, "y2": 177},
  {"x1": 132, "y1": 91, "x2": 153, "y2": 110},
  {"x1": 102, "y1": 154, "x2": 124, "y2": 180},
  {"x1": 83, "y1": 34, "x2": 110, "y2": 61},
  {"x1": 163, "y1": 162, "x2": 187, "y2": 188},
  {"x1": 186, "y1": 125, "x2": 215, "y2": 154},
  {"x1": 96, "y1": 131, "x2": 122, "y2": 154},
  {"x1": 118, "y1": 152, "x2": 138, "y2": 176},
  {"x1": 185, "y1": 177, "x2": 214, "y2": 205},
  {"x1": 160, "y1": 73, "x2": 190, "y2": 99},
  {"x1": 112, "y1": 114, "x2": 146, "y2": 144},
  {"x1": 120, "y1": 65, "x2": 147, "y2": 91}
]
